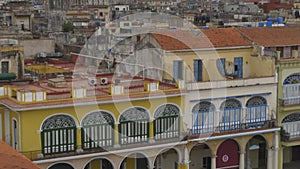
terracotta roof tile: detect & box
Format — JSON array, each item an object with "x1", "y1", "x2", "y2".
[
  {"x1": 202, "y1": 28, "x2": 251, "y2": 47},
  {"x1": 0, "y1": 140, "x2": 42, "y2": 169},
  {"x1": 237, "y1": 26, "x2": 300, "y2": 47},
  {"x1": 151, "y1": 30, "x2": 213, "y2": 50},
  {"x1": 151, "y1": 28, "x2": 251, "y2": 50}
]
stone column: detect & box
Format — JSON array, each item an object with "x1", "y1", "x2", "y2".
[
  {"x1": 274, "y1": 132, "x2": 279, "y2": 169},
  {"x1": 239, "y1": 151, "x2": 245, "y2": 169},
  {"x1": 181, "y1": 145, "x2": 190, "y2": 169},
  {"x1": 211, "y1": 154, "x2": 216, "y2": 169},
  {"x1": 4, "y1": 109, "x2": 10, "y2": 145},
  {"x1": 114, "y1": 123, "x2": 120, "y2": 148},
  {"x1": 76, "y1": 126, "x2": 83, "y2": 152},
  {"x1": 149, "y1": 119, "x2": 155, "y2": 143},
  {"x1": 267, "y1": 148, "x2": 273, "y2": 169}
]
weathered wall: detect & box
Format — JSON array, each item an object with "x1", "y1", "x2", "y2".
[{"x1": 19, "y1": 39, "x2": 55, "y2": 58}]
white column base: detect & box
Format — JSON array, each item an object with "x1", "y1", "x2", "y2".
[
  {"x1": 240, "y1": 153, "x2": 245, "y2": 169},
  {"x1": 211, "y1": 156, "x2": 216, "y2": 169}
]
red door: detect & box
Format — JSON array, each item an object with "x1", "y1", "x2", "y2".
[{"x1": 216, "y1": 139, "x2": 239, "y2": 169}]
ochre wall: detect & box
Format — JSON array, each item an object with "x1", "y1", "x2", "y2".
[{"x1": 19, "y1": 95, "x2": 184, "y2": 154}]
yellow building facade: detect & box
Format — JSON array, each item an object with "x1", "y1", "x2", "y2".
[{"x1": 0, "y1": 27, "x2": 284, "y2": 169}]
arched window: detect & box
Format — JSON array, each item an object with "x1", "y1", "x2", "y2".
[
  {"x1": 219, "y1": 99, "x2": 242, "y2": 132},
  {"x1": 245, "y1": 96, "x2": 267, "y2": 128},
  {"x1": 282, "y1": 113, "x2": 300, "y2": 139},
  {"x1": 119, "y1": 107, "x2": 149, "y2": 145},
  {"x1": 154, "y1": 104, "x2": 180, "y2": 140},
  {"x1": 283, "y1": 74, "x2": 300, "y2": 105},
  {"x1": 283, "y1": 74, "x2": 300, "y2": 85},
  {"x1": 81, "y1": 111, "x2": 114, "y2": 150},
  {"x1": 192, "y1": 101, "x2": 215, "y2": 134},
  {"x1": 41, "y1": 115, "x2": 76, "y2": 155}
]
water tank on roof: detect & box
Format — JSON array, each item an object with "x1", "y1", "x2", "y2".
[
  {"x1": 202, "y1": 26, "x2": 209, "y2": 30},
  {"x1": 258, "y1": 22, "x2": 264, "y2": 27},
  {"x1": 278, "y1": 17, "x2": 284, "y2": 24},
  {"x1": 0, "y1": 73, "x2": 16, "y2": 81},
  {"x1": 266, "y1": 21, "x2": 272, "y2": 27},
  {"x1": 267, "y1": 18, "x2": 273, "y2": 22}
]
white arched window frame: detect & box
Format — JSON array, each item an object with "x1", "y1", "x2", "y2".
[
  {"x1": 191, "y1": 101, "x2": 215, "y2": 135},
  {"x1": 245, "y1": 96, "x2": 268, "y2": 128},
  {"x1": 219, "y1": 99, "x2": 242, "y2": 132},
  {"x1": 154, "y1": 104, "x2": 180, "y2": 140},
  {"x1": 81, "y1": 111, "x2": 115, "y2": 150},
  {"x1": 41, "y1": 115, "x2": 77, "y2": 155},
  {"x1": 119, "y1": 107, "x2": 149, "y2": 145}
]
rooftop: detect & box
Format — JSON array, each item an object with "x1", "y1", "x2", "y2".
[
  {"x1": 237, "y1": 26, "x2": 300, "y2": 47},
  {"x1": 151, "y1": 30, "x2": 213, "y2": 51},
  {"x1": 0, "y1": 58, "x2": 182, "y2": 110},
  {"x1": 202, "y1": 28, "x2": 251, "y2": 48},
  {"x1": 0, "y1": 140, "x2": 42, "y2": 169},
  {"x1": 151, "y1": 28, "x2": 251, "y2": 51}
]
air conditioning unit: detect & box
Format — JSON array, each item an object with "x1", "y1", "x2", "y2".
[
  {"x1": 88, "y1": 77, "x2": 97, "y2": 86},
  {"x1": 100, "y1": 77, "x2": 108, "y2": 85},
  {"x1": 32, "y1": 76, "x2": 39, "y2": 83}
]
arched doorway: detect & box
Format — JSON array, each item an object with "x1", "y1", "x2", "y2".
[
  {"x1": 245, "y1": 135, "x2": 267, "y2": 169},
  {"x1": 190, "y1": 144, "x2": 212, "y2": 169},
  {"x1": 216, "y1": 139, "x2": 239, "y2": 169},
  {"x1": 120, "y1": 153, "x2": 149, "y2": 169},
  {"x1": 48, "y1": 163, "x2": 74, "y2": 169},
  {"x1": 154, "y1": 149, "x2": 179, "y2": 169},
  {"x1": 84, "y1": 158, "x2": 114, "y2": 169}
]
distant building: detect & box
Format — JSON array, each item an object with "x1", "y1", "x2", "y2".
[{"x1": 0, "y1": 38, "x2": 24, "y2": 78}]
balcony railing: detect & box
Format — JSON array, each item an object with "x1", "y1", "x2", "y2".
[
  {"x1": 187, "y1": 76, "x2": 276, "y2": 90},
  {"x1": 191, "y1": 120, "x2": 273, "y2": 136},
  {"x1": 191, "y1": 106, "x2": 269, "y2": 135},
  {"x1": 282, "y1": 83, "x2": 300, "y2": 106},
  {"x1": 282, "y1": 121, "x2": 300, "y2": 141}
]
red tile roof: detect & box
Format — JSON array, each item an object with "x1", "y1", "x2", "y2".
[
  {"x1": 202, "y1": 28, "x2": 251, "y2": 47},
  {"x1": 237, "y1": 26, "x2": 300, "y2": 47},
  {"x1": 151, "y1": 30, "x2": 213, "y2": 50},
  {"x1": 259, "y1": 3, "x2": 293, "y2": 13},
  {"x1": 151, "y1": 28, "x2": 251, "y2": 50},
  {"x1": 0, "y1": 140, "x2": 42, "y2": 169}
]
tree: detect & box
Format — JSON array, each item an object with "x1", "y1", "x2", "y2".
[{"x1": 62, "y1": 22, "x2": 74, "y2": 32}]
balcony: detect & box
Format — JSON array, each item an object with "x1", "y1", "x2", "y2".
[
  {"x1": 282, "y1": 121, "x2": 300, "y2": 142},
  {"x1": 191, "y1": 120, "x2": 275, "y2": 137},
  {"x1": 186, "y1": 76, "x2": 276, "y2": 90},
  {"x1": 282, "y1": 83, "x2": 300, "y2": 106},
  {"x1": 191, "y1": 105, "x2": 271, "y2": 135}
]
